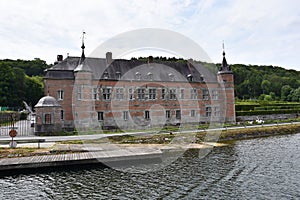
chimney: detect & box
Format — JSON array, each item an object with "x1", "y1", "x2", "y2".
[
  {"x1": 106, "y1": 52, "x2": 112, "y2": 65},
  {"x1": 57, "y1": 55, "x2": 63, "y2": 62},
  {"x1": 148, "y1": 56, "x2": 153, "y2": 63}
]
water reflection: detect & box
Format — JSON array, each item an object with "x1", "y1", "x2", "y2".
[{"x1": 0, "y1": 133, "x2": 299, "y2": 199}]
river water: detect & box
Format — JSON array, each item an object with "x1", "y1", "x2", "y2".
[{"x1": 0, "y1": 133, "x2": 299, "y2": 199}]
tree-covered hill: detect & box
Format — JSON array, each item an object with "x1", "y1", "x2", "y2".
[
  {"x1": 231, "y1": 64, "x2": 300, "y2": 101},
  {"x1": 0, "y1": 58, "x2": 49, "y2": 76},
  {"x1": 0, "y1": 57, "x2": 299, "y2": 109},
  {"x1": 0, "y1": 59, "x2": 48, "y2": 109}
]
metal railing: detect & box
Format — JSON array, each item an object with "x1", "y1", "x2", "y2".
[{"x1": 0, "y1": 113, "x2": 35, "y2": 137}]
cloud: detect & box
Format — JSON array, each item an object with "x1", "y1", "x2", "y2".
[{"x1": 0, "y1": 0, "x2": 299, "y2": 70}]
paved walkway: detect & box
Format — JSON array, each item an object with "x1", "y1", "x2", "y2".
[{"x1": 0, "y1": 122, "x2": 298, "y2": 143}]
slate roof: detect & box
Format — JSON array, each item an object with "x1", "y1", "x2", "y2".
[
  {"x1": 44, "y1": 56, "x2": 218, "y2": 82},
  {"x1": 35, "y1": 95, "x2": 61, "y2": 108}
]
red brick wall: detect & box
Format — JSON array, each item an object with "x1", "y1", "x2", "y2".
[{"x1": 44, "y1": 71, "x2": 236, "y2": 130}]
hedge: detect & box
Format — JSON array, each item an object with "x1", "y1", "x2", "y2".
[{"x1": 236, "y1": 109, "x2": 300, "y2": 116}]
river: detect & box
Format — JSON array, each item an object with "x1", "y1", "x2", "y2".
[{"x1": 0, "y1": 133, "x2": 299, "y2": 199}]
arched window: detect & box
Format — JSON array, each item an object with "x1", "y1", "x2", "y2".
[
  {"x1": 147, "y1": 72, "x2": 153, "y2": 81},
  {"x1": 168, "y1": 73, "x2": 175, "y2": 81},
  {"x1": 135, "y1": 72, "x2": 141, "y2": 80},
  {"x1": 187, "y1": 74, "x2": 193, "y2": 82}
]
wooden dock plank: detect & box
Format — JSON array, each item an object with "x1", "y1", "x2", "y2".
[{"x1": 0, "y1": 147, "x2": 163, "y2": 172}]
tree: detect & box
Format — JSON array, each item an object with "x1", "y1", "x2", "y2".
[
  {"x1": 0, "y1": 63, "x2": 16, "y2": 106},
  {"x1": 290, "y1": 87, "x2": 300, "y2": 102},
  {"x1": 281, "y1": 85, "x2": 293, "y2": 101},
  {"x1": 24, "y1": 76, "x2": 44, "y2": 107},
  {"x1": 261, "y1": 80, "x2": 271, "y2": 94}
]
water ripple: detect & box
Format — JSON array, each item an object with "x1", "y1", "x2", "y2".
[{"x1": 0, "y1": 133, "x2": 300, "y2": 199}]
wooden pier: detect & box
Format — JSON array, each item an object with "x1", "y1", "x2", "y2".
[{"x1": 0, "y1": 147, "x2": 163, "y2": 172}]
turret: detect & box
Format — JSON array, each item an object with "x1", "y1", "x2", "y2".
[
  {"x1": 73, "y1": 32, "x2": 96, "y2": 130},
  {"x1": 217, "y1": 43, "x2": 235, "y2": 123}
]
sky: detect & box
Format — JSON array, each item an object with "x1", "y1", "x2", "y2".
[{"x1": 0, "y1": 0, "x2": 299, "y2": 71}]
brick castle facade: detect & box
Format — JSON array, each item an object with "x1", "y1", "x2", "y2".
[{"x1": 35, "y1": 43, "x2": 235, "y2": 134}]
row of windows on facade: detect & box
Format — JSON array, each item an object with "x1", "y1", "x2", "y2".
[
  {"x1": 96, "y1": 107, "x2": 220, "y2": 121},
  {"x1": 102, "y1": 71, "x2": 200, "y2": 82},
  {"x1": 44, "y1": 107, "x2": 220, "y2": 125},
  {"x1": 57, "y1": 88, "x2": 219, "y2": 101}
]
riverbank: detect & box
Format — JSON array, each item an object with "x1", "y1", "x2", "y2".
[
  {"x1": 104, "y1": 123, "x2": 300, "y2": 144},
  {"x1": 201, "y1": 123, "x2": 300, "y2": 142},
  {"x1": 0, "y1": 122, "x2": 299, "y2": 173}
]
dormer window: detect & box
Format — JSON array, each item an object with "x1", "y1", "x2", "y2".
[
  {"x1": 116, "y1": 71, "x2": 121, "y2": 80},
  {"x1": 168, "y1": 73, "x2": 175, "y2": 81},
  {"x1": 200, "y1": 75, "x2": 204, "y2": 82},
  {"x1": 147, "y1": 72, "x2": 153, "y2": 81},
  {"x1": 135, "y1": 72, "x2": 141, "y2": 80},
  {"x1": 103, "y1": 71, "x2": 109, "y2": 79},
  {"x1": 187, "y1": 74, "x2": 193, "y2": 82}
]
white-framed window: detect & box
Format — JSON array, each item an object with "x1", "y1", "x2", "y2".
[
  {"x1": 145, "y1": 110, "x2": 150, "y2": 120},
  {"x1": 148, "y1": 88, "x2": 157, "y2": 100},
  {"x1": 60, "y1": 110, "x2": 64, "y2": 120},
  {"x1": 180, "y1": 88, "x2": 185, "y2": 99},
  {"x1": 206, "y1": 106, "x2": 212, "y2": 117},
  {"x1": 57, "y1": 89, "x2": 64, "y2": 100},
  {"x1": 137, "y1": 88, "x2": 146, "y2": 100},
  {"x1": 190, "y1": 88, "x2": 197, "y2": 99},
  {"x1": 123, "y1": 111, "x2": 129, "y2": 121},
  {"x1": 212, "y1": 90, "x2": 218, "y2": 100},
  {"x1": 92, "y1": 87, "x2": 99, "y2": 100},
  {"x1": 102, "y1": 87, "x2": 111, "y2": 100},
  {"x1": 98, "y1": 112, "x2": 104, "y2": 121},
  {"x1": 161, "y1": 88, "x2": 166, "y2": 100},
  {"x1": 128, "y1": 88, "x2": 134, "y2": 100},
  {"x1": 115, "y1": 88, "x2": 124, "y2": 100},
  {"x1": 214, "y1": 106, "x2": 220, "y2": 117},
  {"x1": 166, "y1": 110, "x2": 171, "y2": 119},
  {"x1": 77, "y1": 86, "x2": 82, "y2": 100},
  {"x1": 203, "y1": 89, "x2": 209, "y2": 100},
  {"x1": 176, "y1": 110, "x2": 181, "y2": 119},
  {"x1": 169, "y1": 88, "x2": 177, "y2": 100},
  {"x1": 191, "y1": 110, "x2": 196, "y2": 117}
]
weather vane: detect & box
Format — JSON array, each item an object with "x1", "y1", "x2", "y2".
[
  {"x1": 81, "y1": 30, "x2": 86, "y2": 49},
  {"x1": 82, "y1": 31, "x2": 86, "y2": 42}
]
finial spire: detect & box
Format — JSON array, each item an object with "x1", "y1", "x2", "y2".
[
  {"x1": 79, "y1": 31, "x2": 86, "y2": 64},
  {"x1": 81, "y1": 31, "x2": 86, "y2": 49},
  {"x1": 219, "y1": 41, "x2": 231, "y2": 72},
  {"x1": 222, "y1": 40, "x2": 225, "y2": 56}
]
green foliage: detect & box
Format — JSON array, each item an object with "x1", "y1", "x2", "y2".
[
  {"x1": 0, "y1": 59, "x2": 47, "y2": 107},
  {"x1": 236, "y1": 109, "x2": 300, "y2": 116},
  {"x1": 0, "y1": 58, "x2": 49, "y2": 76},
  {"x1": 235, "y1": 100, "x2": 300, "y2": 116},
  {"x1": 232, "y1": 64, "x2": 300, "y2": 101}
]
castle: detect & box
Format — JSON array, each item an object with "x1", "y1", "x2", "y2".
[{"x1": 34, "y1": 41, "x2": 235, "y2": 134}]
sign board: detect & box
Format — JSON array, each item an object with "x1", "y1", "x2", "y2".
[{"x1": 9, "y1": 129, "x2": 17, "y2": 138}]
